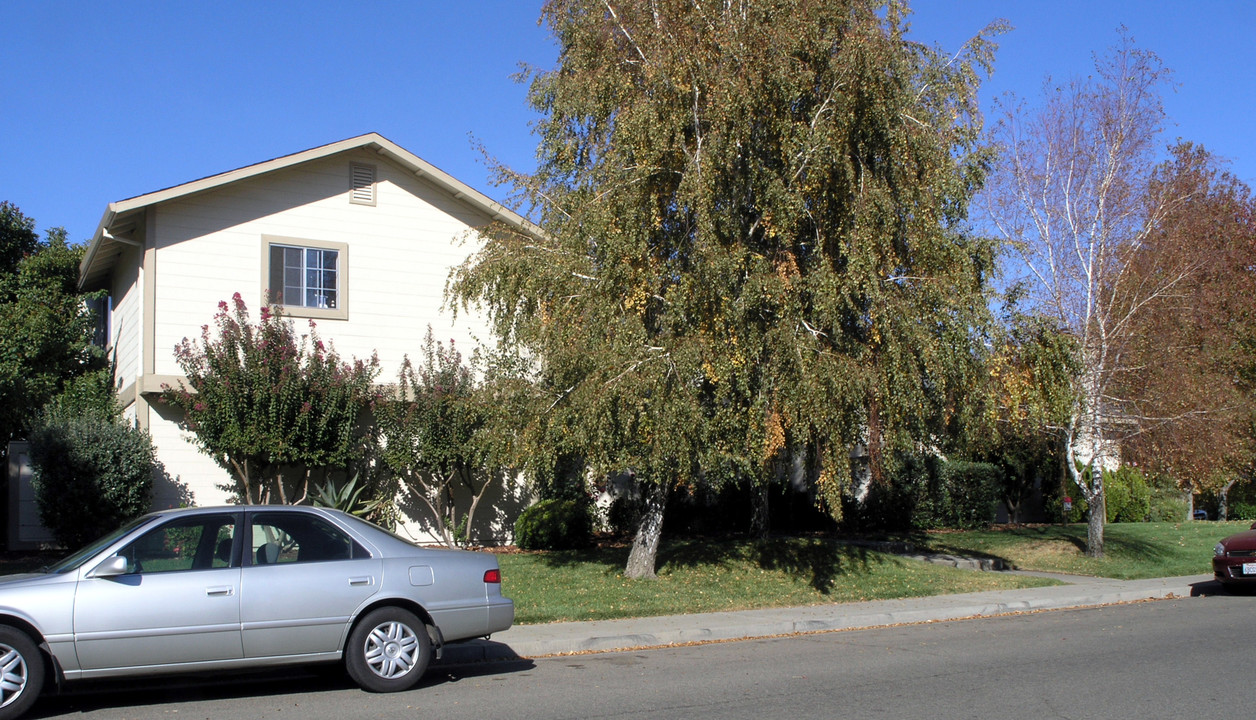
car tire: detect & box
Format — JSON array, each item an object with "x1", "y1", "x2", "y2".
[
  {"x1": 344, "y1": 607, "x2": 431, "y2": 693},
  {"x1": 0, "y1": 626, "x2": 44, "y2": 720}
]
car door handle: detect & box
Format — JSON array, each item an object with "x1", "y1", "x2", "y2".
[
  {"x1": 206, "y1": 585, "x2": 235, "y2": 597},
  {"x1": 349, "y1": 576, "x2": 374, "y2": 586}
]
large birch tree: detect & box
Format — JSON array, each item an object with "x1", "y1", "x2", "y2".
[
  {"x1": 453, "y1": 0, "x2": 1002, "y2": 578},
  {"x1": 982, "y1": 33, "x2": 1186, "y2": 555}
]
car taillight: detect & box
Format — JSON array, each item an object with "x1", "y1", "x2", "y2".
[{"x1": 484, "y1": 569, "x2": 502, "y2": 584}]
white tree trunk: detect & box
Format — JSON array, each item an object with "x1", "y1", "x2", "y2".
[{"x1": 624, "y1": 483, "x2": 668, "y2": 580}]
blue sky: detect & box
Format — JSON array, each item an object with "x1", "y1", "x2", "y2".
[{"x1": 3, "y1": 1, "x2": 1252, "y2": 244}]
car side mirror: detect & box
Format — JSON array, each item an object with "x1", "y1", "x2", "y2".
[
  {"x1": 1250, "y1": 522, "x2": 1256, "y2": 531},
  {"x1": 88, "y1": 555, "x2": 130, "y2": 578}
]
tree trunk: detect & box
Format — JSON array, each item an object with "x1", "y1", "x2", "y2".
[
  {"x1": 1086, "y1": 490, "x2": 1106, "y2": 558},
  {"x1": 624, "y1": 482, "x2": 669, "y2": 580},
  {"x1": 750, "y1": 482, "x2": 770, "y2": 538},
  {"x1": 1219, "y1": 478, "x2": 1237, "y2": 521}
]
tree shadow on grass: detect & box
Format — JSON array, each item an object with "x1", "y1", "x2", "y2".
[
  {"x1": 530, "y1": 544, "x2": 631, "y2": 572},
  {"x1": 747, "y1": 539, "x2": 878, "y2": 593},
  {"x1": 918, "y1": 524, "x2": 1173, "y2": 573},
  {"x1": 524, "y1": 535, "x2": 908, "y2": 594},
  {"x1": 528, "y1": 536, "x2": 883, "y2": 594},
  {"x1": 663, "y1": 536, "x2": 885, "y2": 593}
]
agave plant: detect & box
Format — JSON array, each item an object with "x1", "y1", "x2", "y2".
[{"x1": 311, "y1": 472, "x2": 383, "y2": 518}]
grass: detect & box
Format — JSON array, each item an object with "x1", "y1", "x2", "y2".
[
  {"x1": 910, "y1": 520, "x2": 1243, "y2": 580},
  {"x1": 499, "y1": 536, "x2": 1059, "y2": 625}
]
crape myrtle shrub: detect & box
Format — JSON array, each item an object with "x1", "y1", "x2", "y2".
[
  {"x1": 842, "y1": 457, "x2": 1000, "y2": 531},
  {"x1": 514, "y1": 498, "x2": 595, "y2": 551},
  {"x1": 28, "y1": 409, "x2": 155, "y2": 549}
]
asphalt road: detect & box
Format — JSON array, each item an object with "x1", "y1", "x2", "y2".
[{"x1": 31, "y1": 594, "x2": 1249, "y2": 720}]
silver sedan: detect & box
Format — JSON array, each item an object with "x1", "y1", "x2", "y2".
[{"x1": 0, "y1": 505, "x2": 514, "y2": 719}]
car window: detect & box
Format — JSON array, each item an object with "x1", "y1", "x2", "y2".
[
  {"x1": 44, "y1": 514, "x2": 155, "y2": 574},
  {"x1": 249, "y1": 512, "x2": 367, "y2": 566},
  {"x1": 118, "y1": 515, "x2": 237, "y2": 575}
]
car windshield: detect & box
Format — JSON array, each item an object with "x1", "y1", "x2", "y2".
[{"x1": 42, "y1": 515, "x2": 155, "y2": 574}]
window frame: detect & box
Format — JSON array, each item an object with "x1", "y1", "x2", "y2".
[
  {"x1": 246, "y1": 511, "x2": 369, "y2": 567},
  {"x1": 261, "y1": 235, "x2": 349, "y2": 320},
  {"x1": 118, "y1": 513, "x2": 241, "y2": 575}
]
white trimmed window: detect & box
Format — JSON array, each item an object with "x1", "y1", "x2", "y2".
[{"x1": 262, "y1": 236, "x2": 348, "y2": 320}]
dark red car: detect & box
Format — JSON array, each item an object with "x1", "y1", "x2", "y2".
[{"x1": 1213, "y1": 522, "x2": 1256, "y2": 589}]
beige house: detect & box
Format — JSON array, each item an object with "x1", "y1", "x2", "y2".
[{"x1": 74, "y1": 133, "x2": 532, "y2": 543}]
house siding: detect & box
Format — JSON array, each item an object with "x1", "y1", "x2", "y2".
[
  {"x1": 149, "y1": 149, "x2": 492, "y2": 381},
  {"x1": 109, "y1": 244, "x2": 143, "y2": 396}
]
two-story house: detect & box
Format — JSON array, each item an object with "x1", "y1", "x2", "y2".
[{"x1": 66, "y1": 133, "x2": 531, "y2": 544}]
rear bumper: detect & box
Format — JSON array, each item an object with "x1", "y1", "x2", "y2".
[{"x1": 486, "y1": 598, "x2": 514, "y2": 634}]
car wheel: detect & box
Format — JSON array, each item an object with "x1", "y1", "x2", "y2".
[
  {"x1": 0, "y1": 626, "x2": 43, "y2": 720},
  {"x1": 345, "y1": 607, "x2": 431, "y2": 693}
]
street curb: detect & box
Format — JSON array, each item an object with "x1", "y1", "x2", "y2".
[{"x1": 435, "y1": 574, "x2": 1213, "y2": 663}]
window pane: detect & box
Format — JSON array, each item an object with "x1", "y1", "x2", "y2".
[
  {"x1": 120, "y1": 516, "x2": 236, "y2": 574},
  {"x1": 269, "y1": 244, "x2": 339, "y2": 310},
  {"x1": 268, "y1": 247, "x2": 286, "y2": 303},
  {"x1": 250, "y1": 513, "x2": 359, "y2": 565}
]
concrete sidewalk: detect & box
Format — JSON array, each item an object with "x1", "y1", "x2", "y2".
[{"x1": 438, "y1": 572, "x2": 1217, "y2": 663}]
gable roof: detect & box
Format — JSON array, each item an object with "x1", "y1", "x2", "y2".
[{"x1": 79, "y1": 132, "x2": 535, "y2": 290}]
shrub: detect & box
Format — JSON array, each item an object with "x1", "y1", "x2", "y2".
[
  {"x1": 1046, "y1": 465, "x2": 1157, "y2": 523},
  {"x1": 1229, "y1": 502, "x2": 1256, "y2": 521},
  {"x1": 514, "y1": 499, "x2": 594, "y2": 550},
  {"x1": 931, "y1": 461, "x2": 1001, "y2": 529},
  {"x1": 28, "y1": 410, "x2": 155, "y2": 549},
  {"x1": 839, "y1": 457, "x2": 999, "y2": 531},
  {"x1": 1103, "y1": 466, "x2": 1152, "y2": 522},
  {"x1": 1147, "y1": 475, "x2": 1188, "y2": 521}
]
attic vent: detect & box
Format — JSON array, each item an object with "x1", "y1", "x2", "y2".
[{"x1": 350, "y1": 163, "x2": 376, "y2": 206}]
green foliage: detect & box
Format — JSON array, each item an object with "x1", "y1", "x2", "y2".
[
  {"x1": 850, "y1": 457, "x2": 999, "y2": 531},
  {"x1": 963, "y1": 304, "x2": 1078, "y2": 519},
  {"x1": 1230, "y1": 503, "x2": 1256, "y2": 521},
  {"x1": 1049, "y1": 466, "x2": 1154, "y2": 523},
  {"x1": 43, "y1": 368, "x2": 117, "y2": 420},
  {"x1": 452, "y1": 0, "x2": 1005, "y2": 574},
  {"x1": 0, "y1": 201, "x2": 39, "y2": 277},
  {"x1": 931, "y1": 461, "x2": 1002, "y2": 529},
  {"x1": 377, "y1": 329, "x2": 498, "y2": 547},
  {"x1": 1149, "y1": 489, "x2": 1189, "y2": 522},
  {"x1": 1104, "y1": 466, "x2": 1152, "y2": 522},
  {"x1": 163, "y1": 294, "x2": 380, "y2": 504},
  {"x1": 27, "y1": 409, "x2": 155, "y2": 549},
  {"x1": 514, "y1": 498, "x2": 595, "y2": 551},
  {"x1": 0, "y1": 204, "x2": 108, "y2": 452}
]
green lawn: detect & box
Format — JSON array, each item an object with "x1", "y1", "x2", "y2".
[
  {"x1": 499, "y1": 537, "x2": 1059, "y2": 625},
  {"x1": 910, "y1": 521, "x2": 1240, "y2": 580}
]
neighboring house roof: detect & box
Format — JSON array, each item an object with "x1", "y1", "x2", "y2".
[{"x1": 78, "y1": 132, "x2": 536, "y2": 290}]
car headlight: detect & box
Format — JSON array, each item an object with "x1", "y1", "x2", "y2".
[{"x1": 1215, "y1": 542, "x2": 1227, "y2": 557}]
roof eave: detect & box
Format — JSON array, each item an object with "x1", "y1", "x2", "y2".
[{"x1": 76, "y1": 133, "x2": 538, "y2": 291}]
